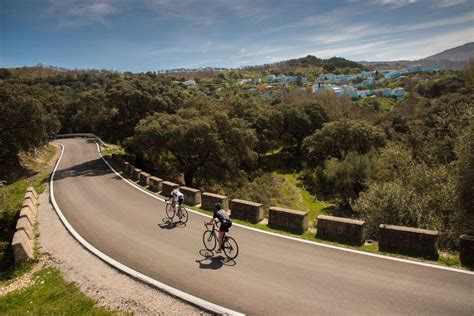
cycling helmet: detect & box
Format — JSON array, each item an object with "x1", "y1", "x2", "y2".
[{"x1": 214, "y1": 202, "x2": 222, "y2": 211}]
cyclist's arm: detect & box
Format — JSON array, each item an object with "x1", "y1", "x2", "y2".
[{"x1": 207, "y1": 213, "x2": 217, "y2": 225}]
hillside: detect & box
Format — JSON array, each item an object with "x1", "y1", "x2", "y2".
[
  {"x1": 424, "y1": 42, "x2": 474, "y2": 62},
  {"x1": 359, "y1": 42, "x2": 473, "y2": 70}
]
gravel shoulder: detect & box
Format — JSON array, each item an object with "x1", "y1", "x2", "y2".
[{"x1": 38, "y1": 177, "x2": 202, "y2": 315}]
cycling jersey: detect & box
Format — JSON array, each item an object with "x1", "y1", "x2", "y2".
[
  {"x1": 213, "y1": 209, "x2": 231, "y2": 224},
  {"x1": 213, "y1": 208, "x2": 232, "y2": 232},
  {"x1": 170, "y1": 190, "x2": 184, "y2": 203}
]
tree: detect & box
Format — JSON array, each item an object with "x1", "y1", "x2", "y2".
[
  {"x1": 228, "y1": 97, "x2": 283, "y2": 156},
  {"x1": 303, "y1": 151, "x2": 376, "y2": 207},
  {"x1": 278, "y1": 100, "x2": 329, "y2": 154},
  {"x1": 455, "y1": 124, "x2": 474, "y2": 233},
  {"x1": 303, "y1": 119, "x2": 386, "y2": 166},
  {"x1": 465, "y1": 57, "x2": 474, "y2": 88},
  {"x1": 125, "y1": 111, "x2": 257, "y2": 188},
  {"x1": 0, "y1": 83, "x2": 60, "y2": 178},
  {"x1": 352, "y1": 143, "x2": 460, "y2": 248}
]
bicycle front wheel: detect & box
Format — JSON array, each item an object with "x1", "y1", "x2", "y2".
[
  {"x1": 223, "y1": 236, "x2": 239, "y2": 260},
  {"x1": 165, "y1": 203, "x2": 174, "y2": 219},
  {"x1": 203, "y1": 230, "x2": 216, "y2": 251},
  {"x1": 178, "y1": 207, "x2": 188, "y2": 224}
]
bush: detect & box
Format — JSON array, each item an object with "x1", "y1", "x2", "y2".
[
  {"x1": 304, "y1": 151, "x2": 376, "y2": 208},
  {"x1": 352, "y1": 143, "x2": 461, "y2": 248}
]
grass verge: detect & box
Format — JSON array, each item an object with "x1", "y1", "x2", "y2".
[
  {"x1": 0, "y1": 267, "x2": 114, "y2": 315},
  {"x1": 0, "y1": 145, "x2": 57, "y2": 283},
  {"x1": 188, "y1": 205, "x2": 461, "y2": 267},
  {"x1": 113, "y1": 153, "x2": 464, "y2": 269},
  {"x1": 273, "y1": 173, "x2": 332, "y2": 223}
]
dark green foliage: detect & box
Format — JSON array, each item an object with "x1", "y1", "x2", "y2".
[
  {"x1": 400, "y1": 92, "x2": 473, "y2": 165},
  {"x1": 278, "y1": 100, "x2": 329, "y2": 154},
  {"x1": 415, "y1": 73, "x2": 465, "y2": 98},
  {"x1": 0, "y1": 83, "x2": 60, "y2": 178},
  {"x1": 302, "y1": 151, "x2": 376, "y2": 207},
  {"x1": 352, "y1": 143, "x2": 461, "y2": 247},
  {"x1": 303, "y1": 119, "x2": 386, "y2": 166},
  {"x1": 125, "y1": 105, "x2": 257, "y2": 188},
  {"x1": 228, "y1": 97, "x2": 283, "y2": 156},
  {"x1": 455, "y1": 124, "x2": 474, "y2": 233}
]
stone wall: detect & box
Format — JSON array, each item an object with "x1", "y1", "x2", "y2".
[
  {"x1": 316, "y1": 215, "x2": 365, "y2": 245},
  {"x1": 180, "y1": 186, "x2": 201, "y2": 206},
  {"x1": 460, "y1": 235, "x2": 474, "y2": 267},
  {"x1": 379, "y1": 224, "x2": 439, "y2": 258},
  {"x1": 202, "y1": 193, "x2": 229, "y2": 211},
  {"x1": 149, "y1": 176, "x2": 163, "y2": 192},
  {"x1": 161, "y1": 181, "x2": 178, "y2": 197},
  {"x1": 126, "y1": 163, "x2": 135, "y2": 177},
  {"x1": 230, "y1": 199, "x2": 263, "y2": 224},
  {"x1": 11, "y1": 187, "x2": 38, "y2": 263},
  {"x1": 123, "y1": 161, "x2": 130, "y2": 174},
  {"x1": 139, "y1": 171, "x2": 150, "y2": 187},
  {"x1": 268, "y1": 207, "x2": 308, "y2": 234},
  {"x1": 132, "y1": 168, "x2": 142, "y2": 181}
]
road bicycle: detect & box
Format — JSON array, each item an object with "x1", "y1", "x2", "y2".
[
  {"x1": 203, "y1": 223, "x2": 239, "y2": 260},
  {"x1": 165, "y1": 198, "x2": 189, "y2": 224}
]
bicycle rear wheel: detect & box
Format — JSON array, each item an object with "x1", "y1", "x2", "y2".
[
  {"x1": 178, "y1": 207, "x2": 188, "y2": 224},
  {"x1": 223, "y1": 236, "x2": 239, "y2": 260},
  {"x1": 165, "y1": 203, "x2": 175, "y2": 219},
  {"x1": 202, "y1": 230, "x2": 216, "y2": 251}
]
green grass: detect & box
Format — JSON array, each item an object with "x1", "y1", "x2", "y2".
[
  {"x1": 189, "y1": 204, "x2": 462, "y2": 268},
  {"x1": 117, "y1": 153, "x2": 465, "y2": 268},
  {"x1": 0, "y1": 267, "x2": 115, "y2": 315},
  {"x1": 357, "y1": 96, "x2": 397, "y2": 111},
  {"x1": 273, "y1": 173, "x2": 332, "y2": 223},
  {"x1": 0, "y1": 144, "x2": 58, "y2": 283},
  {"x1": 101, "y1": 144, "x2": 125, "y2": 156}
]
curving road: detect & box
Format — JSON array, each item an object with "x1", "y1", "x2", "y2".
[{"x1": 52, "y1": 138, "x2": 474, "y2": 315}]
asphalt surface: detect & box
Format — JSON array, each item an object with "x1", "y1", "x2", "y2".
[{"x1": 52, "y1": 138, "x2": 474, "y2": 315}]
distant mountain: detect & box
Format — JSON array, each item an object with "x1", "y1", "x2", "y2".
[
  {"x1": 359, "y1": 42, "x2": 473, "y2": 70},
  {"x1": 424, "y1": 42, "x2": 474, "y2": 62}
]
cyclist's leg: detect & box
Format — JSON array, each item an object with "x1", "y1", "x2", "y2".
[
  {"x1": 218, "y1": 231, "x2": 224, "y2": 250},
  {"x1": 177, "y1": 202, "x2": 183, "y2": 217}
]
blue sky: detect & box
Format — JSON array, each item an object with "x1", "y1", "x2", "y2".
[{"x1": 1, "y1": 0, "x2": 473, "y2": 72}]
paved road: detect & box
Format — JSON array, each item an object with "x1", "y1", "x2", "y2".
[{"x1": 52, "y1": 138, "x2": 474, "y2": 315}]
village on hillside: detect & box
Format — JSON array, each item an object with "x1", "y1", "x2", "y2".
[{"x1": 181, "y1": 64, "x2": 440, "y2": 103}]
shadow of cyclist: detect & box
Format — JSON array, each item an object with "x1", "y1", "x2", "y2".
[
  {"x1": 195, "y1": 249, "x2": 236, "y2": 269},
  {"x1": 158, "y1": 218, "x2": 186, "y2": 230}
]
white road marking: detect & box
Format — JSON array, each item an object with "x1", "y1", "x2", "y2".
[
  {"x1": 51, "y1": 141, "x2": 244, "y2": 316},
  {"x1": 96, "y1": 142, "x2": 474, "y2": 276}
]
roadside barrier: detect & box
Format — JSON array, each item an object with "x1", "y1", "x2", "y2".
[
  {"x1": 379, "y1": 224, "x2": 439, "y2": 258},
  {"x1": 11, "y1": 187, "x2": 38, "y2": 263},
  {"x1": 94, "y1": 146, "x2": 472, "y2": 267},
  {"x1": 268, "y1": 206, "x2": 308, "y2": 234},
  {"x1": 202, "y1": 192, "x2": 229, "y2": 211},
  {"x1": 161, "y1": 181, "x2": 179, "y2": 197},
  {"x1": 132, "y1": 168, "x2": 142, "y2": 181},
  {"x1": 22, "y1": 199, "x2": 37, "y2": 217},
  {"x1": 180, "y1": 186, "x2": 201, "y2": 206},
  {"x1": 149, "y1": 176, "x2": 163, "y2": 192},
  {"x1": 460, "y1": 235, "x2": 474, "y2": 267},
  {"x1": 139, "y1": 171, "x2": 151, "y2": 187},
  {"x1": 230, "y1": 199, "x2": 264, "y2": 224},
  {"x1": 316, "y1": 215, "x2": 366, "y2": 245}
]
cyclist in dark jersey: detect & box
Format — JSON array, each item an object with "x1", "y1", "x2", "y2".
[{"x1": 207, "y1": 202, "x2": 232, "y2": 253}]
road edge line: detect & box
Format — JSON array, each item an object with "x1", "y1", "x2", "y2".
[
  {"x1": 97, "y1": 143, "x2": 474, "y2": 276},
  {"x1": 50, "y1": 142, "x2": 245, "y2": 316}
]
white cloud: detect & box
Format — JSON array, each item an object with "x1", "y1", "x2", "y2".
[
  {"x1": 436, "y1": 0, "x2": 468, "y2": 7},
  {"x1": 368, "y1": 0, "x2": 417, "y2": 6},
  {"x1": 48, "y1": 0, "x2": 119, "y2": 27}
]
